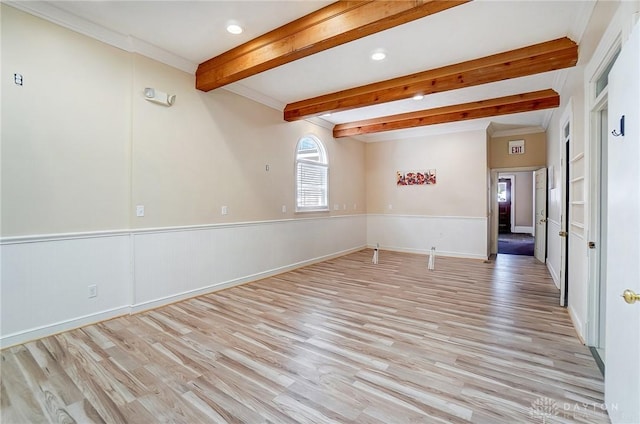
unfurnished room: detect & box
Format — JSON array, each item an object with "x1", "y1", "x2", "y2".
[{"x1": 1, "y1": 1, "x2": 639, "y2": 423}]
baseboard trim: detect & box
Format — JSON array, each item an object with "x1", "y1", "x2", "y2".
[
  {"x1": 568, "y1": 305, "x2": 585, "y2": 344},
  {"x1": 1, "y1": 245, "x2": 366, "y2": 350},
  {"x1": 514, "y1": 226, "x2": 534, "y2": 235},
  {"x1": 588, "y1": 346, "x2": 605, "y2": 376},
  {"x1": 367, "y1": 244, "x2": 487, "y2": 261},
  {"x1": 547, "y1": 261, "x2": 560, "y2": 289},
  {"x1": 0, "y1": 306, "x2": 131, "y2": 349},
  {"x1": 129, "y1": 244, "x2": 365, "y2": 314}
]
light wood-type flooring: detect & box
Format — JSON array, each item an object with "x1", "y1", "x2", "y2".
[{"x1": 1, "y1": 250, "x2": 609, "y2": 423}]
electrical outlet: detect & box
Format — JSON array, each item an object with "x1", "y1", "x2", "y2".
[
  {"x1": 388, "y1": 204, "x2": 393, "y2": 210},
  {"x1": 88, "y1": 284, "x2": 97, "y2": 298},
  {"x1": 14, "y1": 73, "x2": 23, "y2": 86},
  {"x1": 282, "y1": 205, "x2": 287, "y2": 213},
  {"x1": 136, "y1": 205, "x2": 145, "y2": 217},
  {"x1": 334, "y1": 204, "x2": 339, "y2": 210},
  {"x1": 221, "y1": 205, "x2": 228, "y2": 215}
]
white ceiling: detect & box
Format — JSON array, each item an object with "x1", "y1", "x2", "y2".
[{"x1": 10, "y1": 0, "x2": 596, "y2": 142}]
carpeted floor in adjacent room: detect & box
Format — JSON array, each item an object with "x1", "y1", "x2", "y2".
[{"x1": 498, "y1": 232, "x2": 535, "y2": 256}]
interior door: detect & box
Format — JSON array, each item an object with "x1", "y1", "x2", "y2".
[
  {"x1": 605, "y1": 21, "x2": 640, "y2": 424},
  {"x1": 498, "y1": 178, "x2": 512, "y2": 233},
  {"x1": 534, "y1": 168, "x2": 547, "y2": 263}
]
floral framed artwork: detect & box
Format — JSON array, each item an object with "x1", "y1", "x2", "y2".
[{"x1": 396, "y1": 170, "x2": 436, "y2": 186}]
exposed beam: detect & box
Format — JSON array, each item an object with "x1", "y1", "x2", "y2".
[
  {"x1": 332, "y1": 89, "x2": 560, "y2": 138},
  {"x1": 285, "y1": 38, "x2": 576, "y2": 121},
  {"x1": 196, "y1": 0, "x2": 469, "y2": 92}
]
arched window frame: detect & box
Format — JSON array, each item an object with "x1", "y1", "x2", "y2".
[{"x1": 295, "y1": 135, "x2": 329, "y2": 212}]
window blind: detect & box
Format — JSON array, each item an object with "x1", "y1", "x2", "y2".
[{"x1": 296, "y1": 161, "x2": 328, "y2": 210}]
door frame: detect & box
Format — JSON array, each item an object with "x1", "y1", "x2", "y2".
[
  {"x1": 584, "y1": 19, "x2": 623, "y2": 348},
  {"x1": 534, "y1": 168, "x2": 548, "y2": 263},
  {"x1": 558, "y1": 100, "x2": 572, "y2": 307},
  {"x1": 490, "y1": 167, "x2": 541, "y2": 255},
  {"x1": 586, "y1": 92, "x2": 610, "y2": 350}
]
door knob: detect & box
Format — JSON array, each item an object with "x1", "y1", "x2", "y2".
[
  {"x1": 622, "y1": 289, "x2": 640, "y2": 304},
  {"x1": 559, "y1": 231, "x2": 567, "y2": 237},
  {"x1": 539, "y1": 218, "x2": 547, "y2": 224}
]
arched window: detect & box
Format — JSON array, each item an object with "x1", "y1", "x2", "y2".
[{"x1": 295, "y1": 135, "x2": 328, "y2": 211}]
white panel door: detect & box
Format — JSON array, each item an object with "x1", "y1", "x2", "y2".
[
  {"x1": 534, "y1": 168, "x2": 547, "y2": 263},
  {"x1": 605, "y1": 21, "x2": 640, "y2": 424}
]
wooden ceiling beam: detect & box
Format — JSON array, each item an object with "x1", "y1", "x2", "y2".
[
  {"x1": 332, "y1": 89, "x2": 560, "y2": 138},
  {"x1": 285, "y1": 38, "x2": 576, "y2": 121},
  {"x1": 196, "y1": 0, "x2": 469, "y2": 92}
]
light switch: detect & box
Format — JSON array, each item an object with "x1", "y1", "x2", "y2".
[
  {"x1": 221, "y1": 205, "x2": 228, "y2": 215},
  {"x1": 136, "y1": 205, "x2": 145, "y2": 217}
]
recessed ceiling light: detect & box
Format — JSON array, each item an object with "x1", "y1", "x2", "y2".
[
  {"x1": 226, "y1": 24, "x2": 243, "y2": 35},
  {"x1": 413, "y1": 94, "x2": 424, "y2": 101},
  {"x1": 371, "y1": 51, "x2": 386, "y2": 61}
]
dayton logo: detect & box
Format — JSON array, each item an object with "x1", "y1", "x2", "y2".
[{"x1": 529, "y1": 397, "x2": 559, "y2": 423}]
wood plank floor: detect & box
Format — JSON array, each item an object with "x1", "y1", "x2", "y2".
[{"x1": 1, "y1": 250, "x2": 609, "y2": 423}]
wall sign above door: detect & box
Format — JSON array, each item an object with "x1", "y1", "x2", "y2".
[{"x1": 508, "y1": 139, "x2": 525, "y2": 155}]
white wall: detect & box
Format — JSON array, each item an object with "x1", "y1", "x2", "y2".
[
  {"x1": 132, "y1": 216, "x2": 365, "y2": 311},
  {"x1": 0, "y1": 5, "x2": 132, "y2": 236},
  {"x1": 1, "y1": 216, "x2": 365, "y2": 347},
  {"x1": 544, "y1": 0, "x2": 628, "y2": 339},
  {"x1": 367, "y1": 215, "x2": 487, "y2": 259},
  {"x1": 1, "y1": 235, "x2": 132, "y2": 344},
  {"x1": 0, "y1": 5, "x2": 367, "y2": 347},
  {"x1": 365, "y1": 130, "x2": 489, "y2": 259}
]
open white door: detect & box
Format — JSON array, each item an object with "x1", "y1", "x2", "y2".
[
  {"x1": 534, "y1": 168, "x2": 547, "y2": 263},
  {"x1": 605, "y1": 21, "x2": 640, "y2": 424}
]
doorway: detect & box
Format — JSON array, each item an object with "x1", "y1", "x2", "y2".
[
  {"x1": 587, "y1": 46, "x2": 620, "y2": 370},
  {"x1": 595, "y1": 107, "x2": 608, "y2": 363},
  {"x1": 498, "y1": 177, "x2": 513, "y2": 234},
  {"x1": 557, "y1": 101, "x2": 572, "y2": 309},
  {"x1": 534, "y1": 167, "x2": 547, "y2": 263},
  {"x1": 493, "y1": 171, "x2": 536, "y2": 257},
  {"x1": 563, "y1": 134, "x2": 569, "y2": 307}
]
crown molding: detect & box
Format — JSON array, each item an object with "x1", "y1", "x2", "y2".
[
  {"x1": 552, "y1": 68, "x2": 570, "y2": 94},
  {"x1": 129, "y1": 37, "x2": 197, "y2": 74},
  {"x1": 5, "y1": 1, "x2": 197, "y2": 74},
  {"x1": 222, "y1": 83, "x2": 285, "y2": 112},
  {"x1": 541, "y1": 109, "x2": 554, "y2": 130},
  {"x1": 221, "y1": 84, "x2": 335, "y2": 131},
  {"x1": 490, "y1": 126, "x2": 545, "y2": 138},
  {"x1": 306, "y1": 117, "x2": 334, "y2": 131},
  {"x1": 354, "y1": 120, "x2": 490, "y2": 143},
  {"x1": 569, "y1": 1, "x2": 597, "y2": 44}
]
